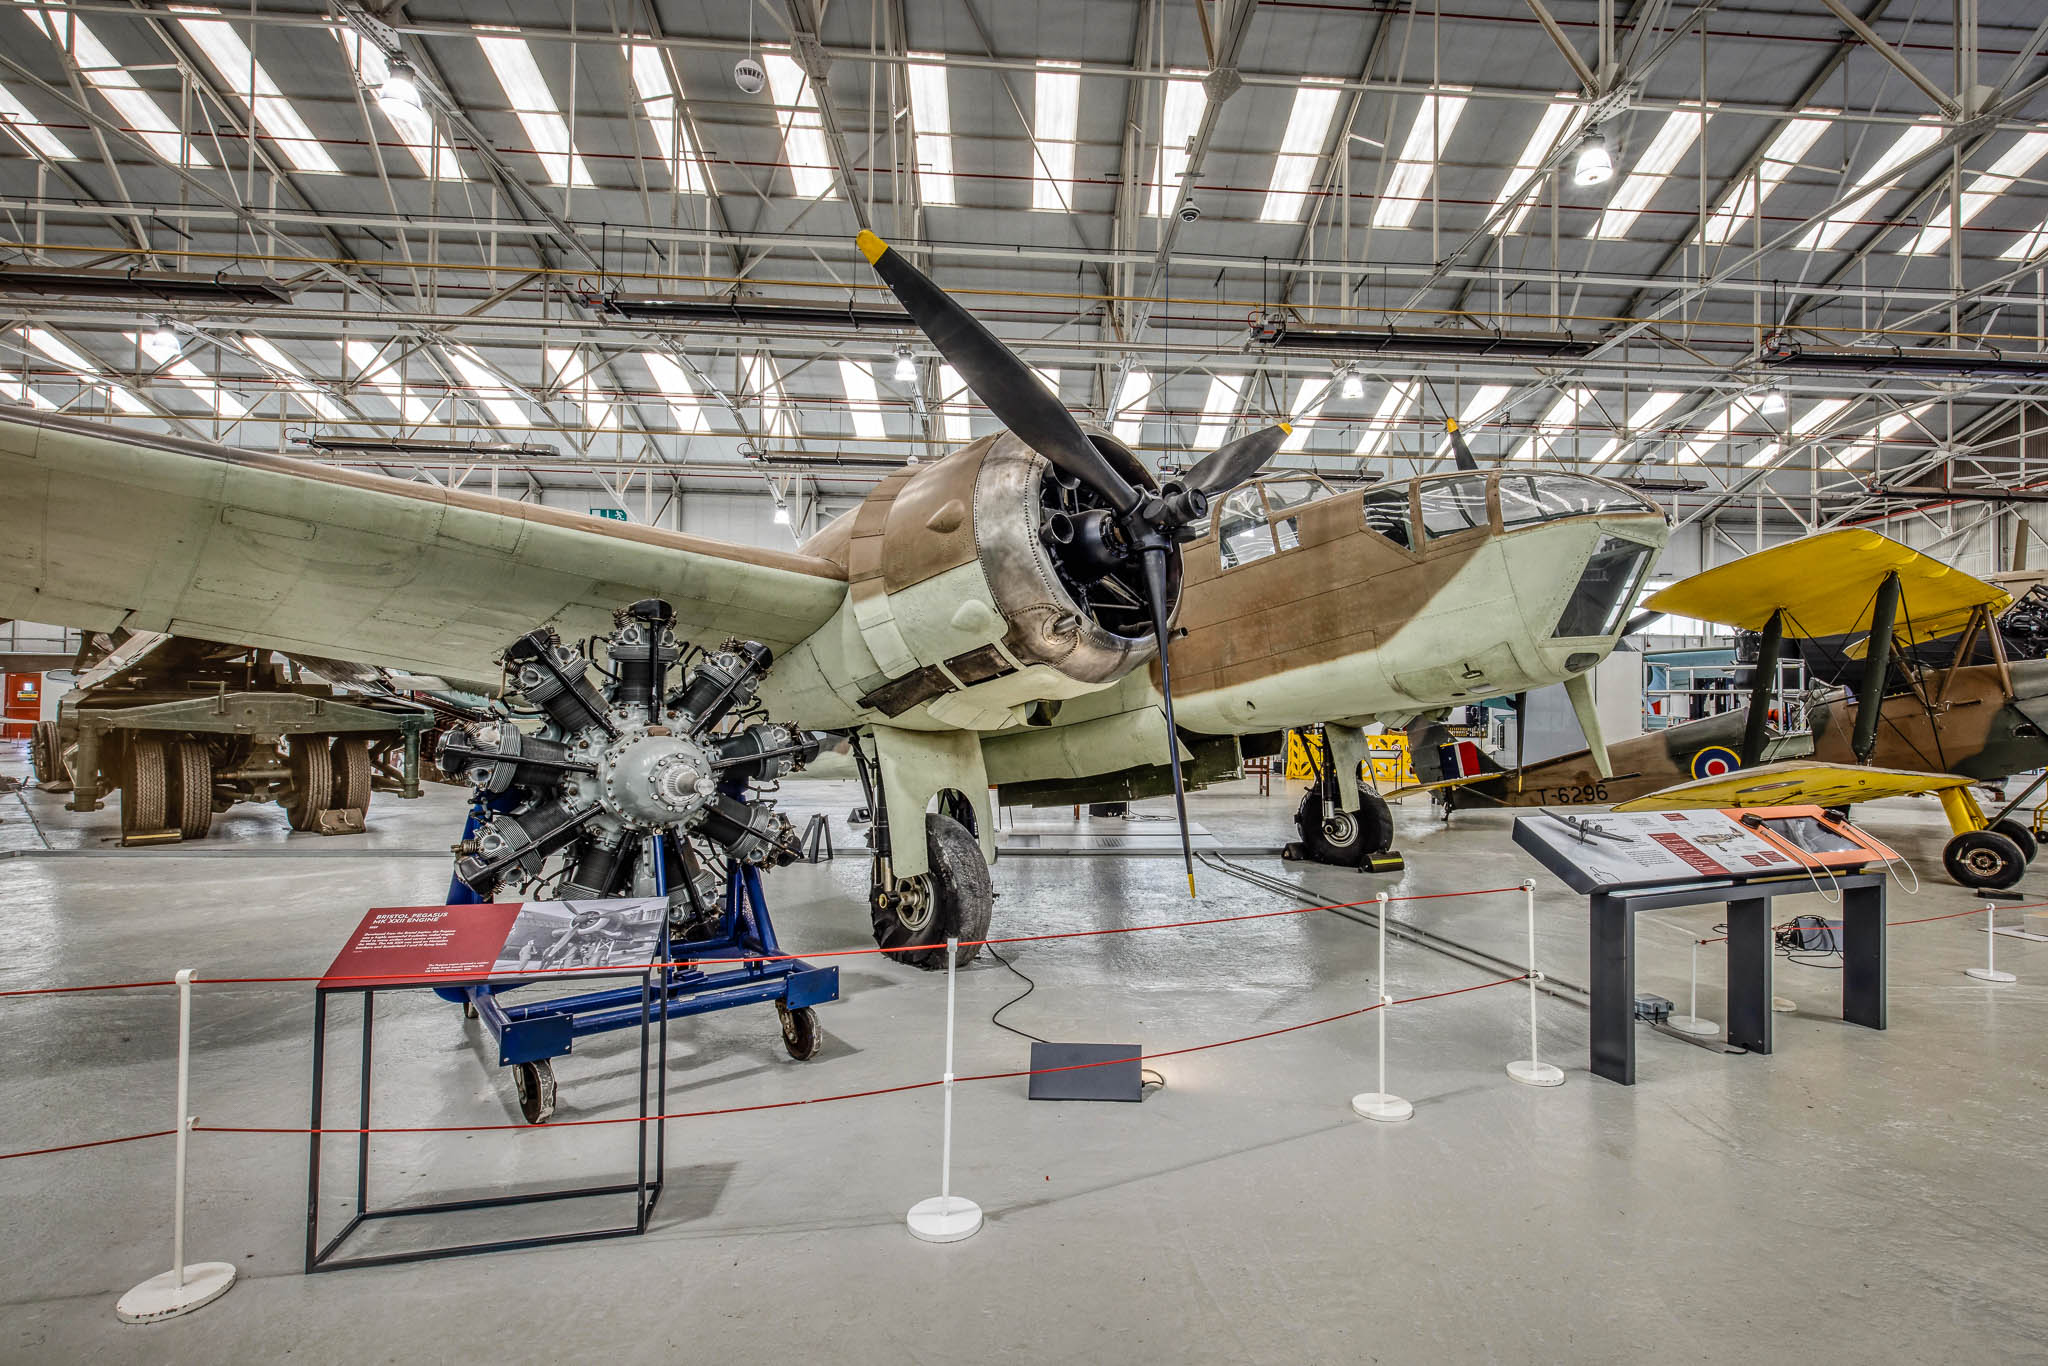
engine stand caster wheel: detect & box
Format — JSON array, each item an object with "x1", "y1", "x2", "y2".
[
  {"x1": 512, "y1": 1059, "x2": 557, "y2": 1124},
  {"x1": 779, "y1": 1004, "x2": 820, "y2": 1060},
  {"x1": 463, "y1": 1000, "x2": 479, "y2": 1020}
]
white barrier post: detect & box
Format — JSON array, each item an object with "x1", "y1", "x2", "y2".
[
  {"x1": 1352, "y1": 893, "x2": 1413, "y2": 1121},
  {"x1": 907, "y1": 937, "x2": 982, "y2": 1242},
  {"x1": 1966, "y1": 903, "x2": 2017, "y2": 984},
  {"x1": 116, "y1": 970, "x2": 235, "y2": 1323},
  {"x1": 1507, "y1": 880, "x2": 1565, "y2": 1085},
  {"x1": 1668, "y1": 936, "x2": 1720, "y2": 1037}
]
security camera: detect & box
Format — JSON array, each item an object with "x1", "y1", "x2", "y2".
[
  {"x1": 1177, "y1": 200, "x2": 1202, "y2": 224},
  {"x1": 734, "y1": 57, "x2": 766, "y2": 94}
]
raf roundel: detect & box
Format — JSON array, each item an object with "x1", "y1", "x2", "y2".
[{"x1": 1690, "y1": 746, "x2": 1742, "y2": 780}]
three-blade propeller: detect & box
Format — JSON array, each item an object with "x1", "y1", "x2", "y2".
[{"x1": 857, "y1": 229, "x2": 1287, "y2": 895}]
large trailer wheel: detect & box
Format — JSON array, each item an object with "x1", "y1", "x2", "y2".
[
  {"x1": 30, "y1": 721, "x2": 62, "y2": 784},
  {"x1": 169, "y1": 738, "x2": 213, "y2": 841},
  {"x1": 121, "y1": 737, "x2": 168, "y2": 837},
  {"x1": 286, "y1": 735, "x2": 334, "y2": 831},
  {"x1": 870, "y1": 812, "x2": 992, "y2": 970},
  {"x1": 330, "y1": 736, "x2": 372, "y2": 814}
]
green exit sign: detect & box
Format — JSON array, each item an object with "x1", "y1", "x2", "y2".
[{"x1": 589, "y1": 507, "x2": 628, "y2": 521}]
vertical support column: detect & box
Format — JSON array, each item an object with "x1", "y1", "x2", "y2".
[
  {"x1": 1841, "y1": 878, "x2": 1889, "y2": 1025},
  {"x1": 1725, "y1": 896, "x2": 1773, "y2": 1054},
  {"x1": 1588, "y1": 891, "x2": 1635, "y2": 1084}
]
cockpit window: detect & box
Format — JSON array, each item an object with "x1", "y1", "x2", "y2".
[
  {"x1": 1217, "y1": 486, "x2": 1277, "y2": 569},
  {"x1": 1417, "y1": 475, "x2": 1491, "y2": 539},
  {"x1": 1553, "y1": 534, "x2": 1655, "y2": 638},
  {"x1": 1260, "y1": 478, "x2": 1330, "y2": 514},
  {"x1": 1362, "y1": 488, "x2": 1414, "y2": 550},
  {"x1": 1500, "y1": 474, "x2": 1654, "y2": 528}
]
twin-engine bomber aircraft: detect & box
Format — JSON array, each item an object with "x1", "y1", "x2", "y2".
[{"x1": 0, "y1": 233, "x2": 1669, "y2": 962}]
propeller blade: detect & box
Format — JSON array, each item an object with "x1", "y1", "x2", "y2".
[
  {"x1": 1139, "y1": 546, "x2": 1197, "y2": 898},
  {"x1": 859, "y1": 231, "x2": 1139, "y2": 514},
  {"x1": 1183, "y1": 423, "x2": 1290, "y2": 497},
  {"x1": 1446, "y1": 417, "x2": 1479, "y2": 473}
]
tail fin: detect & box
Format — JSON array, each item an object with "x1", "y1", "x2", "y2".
[{"x1": 1403, "y1": 716, "x2": 1505, "y2": 785}]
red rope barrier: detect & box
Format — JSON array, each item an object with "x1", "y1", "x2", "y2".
[
  {"x1": 0, "y1": 1128, "x2": 176, "y2": 1162},
  {"x1": 1692, "y1": 901, "x2": 2009, "y2": 944}
]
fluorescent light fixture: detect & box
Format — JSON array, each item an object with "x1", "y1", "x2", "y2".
[
  {"x1": 1573, "y1": 130, "x2": 1613, "y2": 187},
  {"x1": 1374, "y1": 90, "x2": 1469, "y2": 228},
  {"x1": 1796, "y1": 118, "x2": 1944, "y2": 252},
  {"x1": 1489, "y1": 97, "x2": 1585, "y2": 234},
  {"x1": 1339, "y1": 366, "x2": 1364, "y2": 400},
  {"x1": 336, "y1": 31, "x2": 466, "y2": 179},
  {"x1": 1702, "y1": 110, "x2": 1833, "y2": 244},
  {"x1": 838, "y1": 359, "x2": 888, "y2": 441},
  {"x1": 546, "y1": 346, "x2": 618, "y2": 429},
  {"x1": 476, "y1": 29, "x2": 596, "y2": 189},
  {"x1": 1593, "y1": 106, "x2": 1708, "y2": 239},
  {"x1": 173, "y1": 8, "x2": 340, "y2": 174},
  {"x1": 1903, "y1": 127, "x2": 2048, "y2": 255},
  {"x1": 1260, "y1": 79, "x2": 1343, "y2": 222},
  {"x1": 346, "y1": 339, "x2": 436, "y2": 426},
  {"x1": 1510, "y1": 386, "x2": 1592, "y2": 461},
  {"x1": 1148, "y1": 70, "x2": 1209, "y2": 217},
  {"x1": 374, "y1": 58, "x2": 435, "y2": 148},
  {"x1": 906, "y1": 53, "x2": 956, "y2": 207},
  {"x1": 1111, "y1": 367, "x2": 1151, "y2": 445},
  {"x1": 1585, "y1": 389, "x2": 1683, "y2": 464},
  {"x1": 1031, "y1": 61, "x2": 1081, "y2": 212},
  {"x1": 625, "y1": 44, "x2": 708, "y2": 194},
  {"x1": 143, "y1": 320, "x2": 179, "y2": 355},
  {"x1": 640, "y1": 351, "x2": 709, "y2": 434},
  {"x1": 936, "y1": 362, "x2": 974, "y2": 443},
  {"x1": 1825, "y1": 403, "x2": 1930, "y2": 470},
  {"x1": 131, "y1": 328, "x2": 247, "y2": 419},
  {"x1": 762, "y1": 48, "x2": 837, "y2": 199},
  {"x1": 1193, "y1": 374, "x2": 1245, "y2": 449},
  {"x1": 13, "y1": 3, "x2": 209, "y2": 167},
  {"x1": 1759, "y1": 384, "x2": 1787, "y2": 416},
  {"x1": 1356, "y1": 380, "x2": 1419, "y2": 457},
  {"x1": 239, "y1": 334, "x2": 347, "y2": 420},
  {"x1": 1675, "y1": 396, "x2": 1761, "y2": 464},
  {"x1": 0, "y1": 83, "x2": 76, "y2": 160},
  {"x1": 1281, "y1": 377, "x2": 1330, "y2": 451},
  {"x1": 445, "y1": 348, "x2": 529, "y2": 428},
  {"x1": 772, "y1": 500, "x2": 791, "y2": 525},
  {"x1": 892, "y1": 346, "x2": 917, "y2": 383},
  {"x1": 1434, "y1": 383, "x2": 1510, "y2": 458}
]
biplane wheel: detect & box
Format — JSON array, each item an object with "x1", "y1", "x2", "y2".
[
  {"x1": 29, "y1": 720, "x2": 61, "y2": 784},
  {"x1": 120, "y1": 737, "x2": 168, "y2": 837},
  {"x1": 870, "y1": 813, "x2": 990, "y2": 970},
  {"x1": 512, "y1": 1059, "x2": 557, "y2": 1124},
  {"x1": 1295, "y1": 789, "x2": 1392, "y2": 867},
  {"x1": 1989, "y1": 819, "x2": 2038, "y2": 863},
  {"x1": 169, "y1": 738, "x2": 214, "y2": 841},
  {"x1": 779, "y1": 1004, "x2": 820, "y2": 1060},
  {"x1": 1944, "y1": 830, "x2": 2026, "y2": 891},
  {"x1": 330, "y1": 736, "x2": 373, "y2": 813},
  {"x1": 285, "y1": 735, "x2": 334, "y2": 832}
]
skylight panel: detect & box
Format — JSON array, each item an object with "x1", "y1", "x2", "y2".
[
  {"x1": 1111, "y1": 367, "x2": 1151, "y2": 444},
  {"x1": 1033, "y1": 367, "x2": 1063, "y2": 400},
  {"x1": 1355, "y1": 381, "x2": 1418, "y2": 457},
  {"x1": 132, "y1": 329, "x2": 247, "y2": 418},
  {"x1": 1281, "y1": 376, "x2": 1329, "y2": 451},
  {"x1": 239, "y1": 335, "x2": 347, "y2": 420},
  {"x1": 1586, "y1": 391, "x2": 1683, "y2": 464},
  {"x1": 625, "y1": 44, "x2": 707, "y2": 194},
  {"x1": 1675, "y1": 395, "x2": 1761, "y2": 464},
  {"x1": 13, "y1": 4, "x2": 209, "y2": 167},
  {"x1": 1259, "y1": 79, "x2": 1343, "y2": 223},
  {"x1": 21, "y1": 322, "x2": 152, "y2": 415},
  {"x1": 335, "y1": 31, "x2": 466, "y2": 180},
  {"x1": 1433, "y1": 383, "x2": 1510, "y2": 458},
  {"x1": 1510, "y1": 386, "x2": 1592, "y2": 461},
  {"x1": 1031, "y1": 60, "x2": 1081, "y2": 212},
  {"x1": 445, "y1": 349, "x2": 528, "y2": 428},
  {"x1": 2001, "y1": 215, "x2": 2048, "y2": 260},
  {"x1": 1371, "y1": 89, "x2": 1469, "y2": 229},
  {"x1": 0, "y1": 371, "x2": 56, "y2": 409},
  {"x1": 346, "y1": 339, "x2": 435, "y2": 426},
  {"x1": 1796, "y1": 118, "x2": 1944, "y2": 252},
  {"x1": 1148, "y1": 70, "x2": 1208, "y2": 217},
  {"x1": 762, "y1": 48, "x2": 837, "y2": 200},
  {"x1": 641, "y1": 352, "x2": 708, "y2": 434},
  {"x1": 1825, "y1": 404, "x2": 1928, "y2": 470},
  {"x1": 0, "y1": 83, "x2": 75, "y2": 160},
  {"x1": 1593, "y1": 105, "x2": 1708, "y2": 240},
  {"x1": 1192, "y1": 374, "x2": 1244, "y2": 448},
  {"x1": 1791, "y1": 397, "x2": 1850, "y2": 436},
  {"x1": 546, "y1": 346, "x2": 618, "y2": 429},
  {"x1": 1902, "y1": 127, "x2": 2048, "y2": 255},
  {"x1": 173, "y1": 9, "x2": 339, "y2": 174},
  {"x1": 936, "y1": 363, "x2": 974, "y2": 443},
  {"x1": 906, "y1": 52, "x2": 956, "y2": 207},
  {"x1": 1701, "y1": 110, "x2": 1832, "y2": 245},
  {"x1": 1488, "y1": 96, "x2": 1585, "y2": 235},
  {"x1": 476, "y1": 29, "x2": 595, "y2": 189},
  {"x1": 838, "y1": 360, "x2": 888, "y2": 441}
]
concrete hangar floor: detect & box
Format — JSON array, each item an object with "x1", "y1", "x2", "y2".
[{"x1": 1, "y1": 746, "x2": 2043, "y2": 1364}]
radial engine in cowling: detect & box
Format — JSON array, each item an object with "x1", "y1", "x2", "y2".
[{"x1": 439, "y1": 598, "x2": 819, "y2": 911}]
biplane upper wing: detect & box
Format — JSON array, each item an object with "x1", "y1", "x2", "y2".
[
  {"x1": 1642, "y1": 528, "x2": 2011, "y2": 643},
  {"x1": 0, "y1": 407, "x2": 849, "y2": 688},
  {"x1": 1611, "y1": 759, "x2": 1970, "y2": 812}
]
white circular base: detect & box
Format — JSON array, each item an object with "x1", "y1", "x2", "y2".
[
  {"x1": 1506, "y1": 1059, "x2": 1565, "y2": 1087},
  {"x1": 906, "y1": 1196, "x2": 982, "y2": 1243},
  {"x1": 1771, "y1": 996, "x2": 1797, "y2": 1014},
  {"x1": 116, "y1": 1262, "x2": 235, "y2": 1323},
  {"x1": 1966, "y1": 967, "x2": 2017, "y2": 983},
  {"x1": 1351, "y1": 1091, "x2": 1413, "y2": 1122},
  {"x1": 1668, "y1": 1014, "x2": 1720, "y2": 1036}
]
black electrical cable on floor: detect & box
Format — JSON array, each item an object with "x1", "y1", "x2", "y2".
[{"x1": 984, "y1": 944, "x2": 1164, "y2": 1091}]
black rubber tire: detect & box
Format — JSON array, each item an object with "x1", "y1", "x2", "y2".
[
  {"x1": 120, "y1": 737, "x2": 167, "y2": 837},
  {"x1": 330, "y1": 736, "x2": 372, "y2": 813},
  {"x1": 286, "y1": 736, "x2": 333, "y2": 832},
  {"x1": 1989, "y1": 818, "x2": 2038, "y2": 863},
  {"x1": 870, "y1": 812, "x2": 993, "y2": 970},
  {"x1": 1944, "y1": 830, "x2": 2027, "y2": 890},
  {"x1": 29, "y1": 720, "x2": 59, "y2": 784},
  {"x1": 512, "y1": 1059, "x2": 557, "y2": 1124},
  {"x1": 780, "y1": 1005, "x2": 821, "y2": 1060},
  {"x1": 169, "y1": 738, "x2": 213, "y2": 841},
  {"x1": 1294, "y1": 788, "x2": 1393, "y2": 867}
]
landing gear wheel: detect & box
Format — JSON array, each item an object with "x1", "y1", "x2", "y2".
[
  {"x1": 870, "y1": 812, "x2": 993, "y2": 970},
  {"x1": 285, "y1": 735, "x2": 333, "y2": 832},
  {"x1": 1989, "y1": 818, "x2": 2038, "y2": 863},
  {"x1": 512, "y1": 1059, "x2": 557, "y2": 1124},
  {"x1": 330, "y1": 736, "x2": 372, "y2": 814},
  {"x1": 779, "y1": 1004, "x2": 820, "y2": 1060},
  {"x1": 29, "y1": 720, "x2": 60, "y2": 784},
  {"x1": 121, "y1": 737, "x2": 167, "y2": 837},
  {"x1": 1294, "y1": 788, "x2": 1392, "y2": 867},
  {"x1": 1944, "y1": 830, "x2": 2027, "y2": 890},
  {"x1": 168, "y1": 738, "x2": 213, "y2": 841}
]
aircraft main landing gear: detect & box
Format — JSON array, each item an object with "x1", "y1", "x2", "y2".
[
  {"x1": 870, "y1": 811, "x2": 992, "y2": 969},
  {"x1": 1944, "y1": 829, "x2": 2028, "y2": 890}
]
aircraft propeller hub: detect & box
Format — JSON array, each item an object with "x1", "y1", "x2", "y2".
[{"x1": 597, "y1": 729, "x2": 715, "y2": 831}]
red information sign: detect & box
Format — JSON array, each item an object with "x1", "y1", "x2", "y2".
[
  {"x1": 322, "y1": 903, "x2": 526, "y2": 987},
  {"x1": 1644, "y1": 830, "x2": 1731, "y2": 877}
]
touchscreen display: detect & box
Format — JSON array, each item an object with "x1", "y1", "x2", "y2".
[{"x1": 1757, "y1": 815, "x2": 1864, "y2": 855}]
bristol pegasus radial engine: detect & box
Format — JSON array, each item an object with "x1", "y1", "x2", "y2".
[{"x1": 439, "y1": 598, "x2": 819, "y2": 910}]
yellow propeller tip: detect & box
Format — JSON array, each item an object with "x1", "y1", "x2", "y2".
[
  {"x1": 1278, "y1": 422, "x2": 1293, "y2": 435},
  {"x1": 1187, "y1": 872, "x2": 1198, "y2": 899},
  {"x1": 856, "y1": 229, "x2": 888, "y2": 264},
  {"x1": 1445, "y1": 417, "x2": 1460, "y2": 432}
]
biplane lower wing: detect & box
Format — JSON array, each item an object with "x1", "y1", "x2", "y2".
[{"x1": 1610, "y1": 760, "x2": 1970, "y2": 812}]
